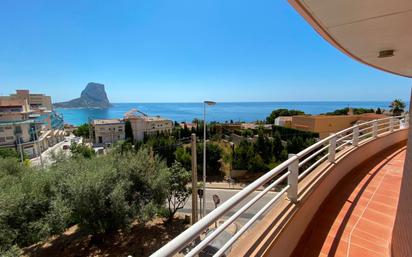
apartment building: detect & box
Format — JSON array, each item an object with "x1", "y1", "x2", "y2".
[
  {"x1": 291, "y1": 113, "x2": 386, "y2": 139},
  {"x1": 0, "y1": 90, "x2": 65, "y2": 158},
  {"x1": 124, "y1": 109, "x2": 173, "y2": 142},
  {"x1": 2, "y1": 89, "x2": 53, "y2": 111},
  {"x1": 91, "y1": 119, "x2": 125, "y2": 145}
]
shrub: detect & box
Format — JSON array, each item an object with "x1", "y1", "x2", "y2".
[{"x1": 165, "y1": 162, "x2": 191, "y2": 220}]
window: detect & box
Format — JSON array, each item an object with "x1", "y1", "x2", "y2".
[
  {"x1": 6, "y1": 136, "x2": 14, "y2": 140},
  {"x1": 5, "y1": 126, "x2": 12, "y2": 130},
  {"x1": 0, "y1": 137, "x2": 5, "y2": 143},
  {"x1": 0, "y1": 127, "x2": 3, "y2": 132}
]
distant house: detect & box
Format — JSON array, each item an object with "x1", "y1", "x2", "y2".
[
  {"x1": 274, "y1": 116, "x2": 293, "y2": 127},
  {"x1": 291, "y1": 113, "x2": 387, "y2": 139},
  {"x1": 91, "y1": 119, "x2": 125, "y2": 145},
  {"x1": 124, "y1": 109, "x2": 173, "y2": 142}
]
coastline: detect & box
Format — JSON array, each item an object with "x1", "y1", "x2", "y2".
[{"x1": 55, "y1": 101, "x2": 406, "y2": 126}]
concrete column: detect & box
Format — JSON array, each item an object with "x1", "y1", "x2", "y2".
[{"x1": 392, "y1": 87, "x2": 412, "y2": 257}]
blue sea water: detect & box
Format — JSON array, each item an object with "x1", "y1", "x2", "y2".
[{"x1": 56, "y1": 101, "x2": 403, "y2": 126}]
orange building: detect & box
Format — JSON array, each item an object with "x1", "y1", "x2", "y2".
[{"x1": 291, "y1": 113, "x2": 386, "y2": 138}]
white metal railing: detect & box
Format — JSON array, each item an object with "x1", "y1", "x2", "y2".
[{"x1": 151, "y1": 114, "x2": 408, "y2": 257}]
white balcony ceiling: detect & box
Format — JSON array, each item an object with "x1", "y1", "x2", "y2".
[{"x1": 289, "y1": 0, "x2": 412, "y2": 78}]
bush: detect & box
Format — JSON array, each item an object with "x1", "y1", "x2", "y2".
[
  {"x1": 0, "y1": 147, "x2": 171, "y2": 253},
  {"x1": 70, "y1": 142, "x2": 95, "y2": 158},
  {"x1": 165, "y1": 162, "x2": 191, "y2": 220},
  {"x1": 0, "y1": 148, "x2": 21, "y2": 159},
  {"x1": 266, "y1": 109, "x2": 305, "y2": 124},
  {"x1": 61, "y1": 149, "x2": 169, "y2": 233}
]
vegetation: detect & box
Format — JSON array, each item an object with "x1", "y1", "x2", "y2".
[
  {"x1": 323, "y1": 107, "x2": 375, "y2": 115},
  {"x1": 69, "y1": 142, "x2": 96, "y2": 158},
  {"x1": 73, "y1": 123, "x2": 90, "y2": 138},
  {"x1": 165, "y1": 162, "x2": 191, "y2": 221},
  {"x1": 266, "y1": 109, "x2": 305, "y2": 124},
  {"x1": 389, "y1": 99, "x2": 406, "y2": 116},
  {"x1": 375, "y1": 107, "x2": 382, "y2": 114},
  {"x1": 0, "y1": 148, "x2": 21, "y2": 159},
  {"x1": 125, "y1": 120, "x2": 134, "y2": 142},
  {"x1": 0, "y1": 147, "x2": 174, "y2": 255}
]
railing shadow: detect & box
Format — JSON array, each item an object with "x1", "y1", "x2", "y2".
[{"x1": 293, "y1": 144, "x2": 405, "y2": 257}]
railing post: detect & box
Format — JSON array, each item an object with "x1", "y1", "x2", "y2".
[
  {"x1": 372, "y1": 120, "x2": 378, "y2": 138},
  {"x1": 328, "y1": 134, "x2": 336, "y2": 163},
  {"x1": 352, "y1": 126, "x2": 359, "y2": 147},
  {"x1": 389, "y1": 117, "x2": 394, "y2": 132},
  {"x1": 287, "y1": 154, "x2": 299, "y2": 204}
]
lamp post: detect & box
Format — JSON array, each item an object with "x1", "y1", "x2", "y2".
[{"x1": 203, "y1": 100, "x2": 216, "y2": 218}]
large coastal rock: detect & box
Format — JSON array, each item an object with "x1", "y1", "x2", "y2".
[{"x1": 54, "y1": 82, "x2": 112, "y2": 108}]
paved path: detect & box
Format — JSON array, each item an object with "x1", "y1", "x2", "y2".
[{"x1": 31, "y1": 135, "x2": 76, "y2": 167}]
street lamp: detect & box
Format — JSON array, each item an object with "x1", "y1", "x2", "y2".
[{"x1": 203, "y1": 100, "x2": 216, "y2": 218}]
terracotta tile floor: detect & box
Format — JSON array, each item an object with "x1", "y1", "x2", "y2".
[{"x1": 292, "y1": 145, "x2": 406, "y2": 257}]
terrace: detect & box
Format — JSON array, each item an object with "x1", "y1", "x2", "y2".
[{"x1": 152, "y1": 0, "x2": 412, "y2": 256}]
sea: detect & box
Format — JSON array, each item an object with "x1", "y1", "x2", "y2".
[{"x1": 56, "y1": 101, "x2": 406, "y2": 126}]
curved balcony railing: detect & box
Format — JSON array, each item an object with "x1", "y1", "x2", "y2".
[{"x1": 151, "y1": 114, "x2": 409, "y2": 257}]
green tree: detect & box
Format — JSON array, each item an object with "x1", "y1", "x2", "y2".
[
  {"x1": 389, "y1": 99, "x2": 406, "y2": 116},
  {"x1": 73, "y1": 123, "x2": 90, "y2": 138},
  {"x1": 197, "y1": 143, "x2": 223, "y2": 177},
  {"x1": 124, "y1": 120, "x2": 134, "y2": 142},
  {"x1": 254, "y1": 131, "x2": 273, "y2": 163},
  {"x1": 376, "y1": 107, "x2": 382, "y2": 114},
  {"x1": 233, "y1": 140, "x2": 255, "y2": 171},
  {"x1": 70, "y1": 142, "x2": 95, "y2": 158},
  {"x1": 0, "y1": 148, "x2": 20, "y2": 159},
  {"x1": 174, "y1": 146, "x2": 192, "y2": 171},
  {"x1": 266, "y1": 109, "x2": 305, "y2": 124},
  {"x1": 165, "y1": 162, "x2": 191, "y2": 221},
  {"x1": 145, "y1": 134, "x2": 177, "y2": 166}
]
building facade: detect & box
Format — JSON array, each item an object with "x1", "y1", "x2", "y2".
[
  {"x1": 91, "y1": 119, "x2": 125, "y2": 145},
  {"x1": 291, "y1": 113, "x2": 386, "y2": 139},
  {"x1": 124, "y1": 109, "x2": 173, "y2": 142},
  {"x1": 4, "y1": 89, "x2": 53, "y2": 111},
  {"x1": 0, "y1": 89, "x2": 65, "y2": 158}
]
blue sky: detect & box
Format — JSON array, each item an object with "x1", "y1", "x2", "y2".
[{"x1": 0, "y1": 0, "x2": 410, "y2": 103}]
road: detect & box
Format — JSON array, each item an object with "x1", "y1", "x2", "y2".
[
  {"x1": 179, "y1": 188, "x2": 279, "y2": 225},
  {"x1": 31, "y1": 135, "x2": 77, "y2": 167}
]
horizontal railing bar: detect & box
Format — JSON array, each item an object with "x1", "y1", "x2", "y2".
[
  {"x1": 358, "y1": 126, "x2": 373, "y2": 133},
  {"x1": 377, "y1": 121, "x2": 390, "y2": 127},
  {"x1": 377, "y1": 127, "x2": 390, "y2": 133},
  {"x1": 298, "y1": 154, "x2": 329, "y2": 180},
  {"x1": 336, "y1": 132, "x2": 353, "y2": 143},
  {"x1": 150, "y1": 155, "x2": 296, "y2": 257},
  {"x1": 299, "y1": 144, "x2": 329, "y2": 167},
  {"x1": 335, "y1": 140, "x2": 352, "y2": 151},
  {"x1": 185, "y1": 171, "x2": 290, "y2": 257},
  {"x1": 213, "y1": 185, "x2": 291, "y2": 257}
]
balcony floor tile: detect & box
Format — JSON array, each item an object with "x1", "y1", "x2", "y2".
[{"x1": 292, "y1": 145, "x2": 406, "y2": 257}]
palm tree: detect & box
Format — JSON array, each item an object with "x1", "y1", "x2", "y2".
[{"x1": 389, "y1": 99, "x2": 406, "y2": 116}]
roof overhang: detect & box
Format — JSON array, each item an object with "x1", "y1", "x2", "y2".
[{"x1": 288, "y1": 0, "x2": 412, "y2": 78}]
